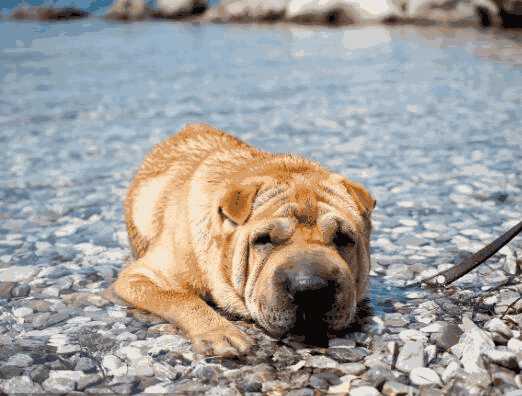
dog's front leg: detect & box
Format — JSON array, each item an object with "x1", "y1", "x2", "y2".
[{"x1": 113, "y1": 270, "x2": 253, "y2": 357}]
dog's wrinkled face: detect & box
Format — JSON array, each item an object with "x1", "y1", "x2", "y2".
[{"x1": 219, "y1": 167, "x2": 375, "y2": 339}]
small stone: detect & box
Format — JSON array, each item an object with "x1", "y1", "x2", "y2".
[
  {"x1": 396, "y1": 341, "x2": 424, "y2": 373},
  {"x1": 350, "y1": 385, "x2": 381, "y2": 396},
  {"x1": 305, "y1": 355, "x2": 340, "y2": 369},
  {"x1": 75, "y1": 357, "x2": 98, "y2": 373},
  {"x1": 328, "y1": 347, "x2": 369, "y2": 363},
  {"x1": 0, "y1": 282, "x2": 15, "y2": 298},
  {"x1": 433, "y1": 323, "x2": 463, "y2": 351},
  {"x1": 29, "y1": 366, "x2": 49, "y2": 383},
  {"x1": 458, "y1": 317, "x2": 495, "y2": 375},
  {"x1": 409, "y1": 367, "x2": 442, "y2": 386},
  {"x1": 484, "y1": 318, "x2": 513, "y2": 339},
  {"x1": 420, "y1": 322, "x2": 445, "y2": 333},
  {"x1": 11, "y1": 284, "x2": 31, "y2": 297},
  {"x1": 339, "y1": 362, "x2": 367, "y2": 375},
  {"x1": 366, "y1": 366, "x2": 395, "y2": 387},
  {"x1": 508, "y1": 338, "x2": 522, "y2": 353},
  {"x1": 7, "y1": 353, "x2": 33, "y2": 368},
  {"x1": 77, "y1": 374, "x2": 102, "y2": 391},
  {"x1": 0, "y1": 376, "x2": 43, "y2": 393},
  {"x1": 399, "y1": 329, "x2": 428, "y2": 343},
  {"x1": 42, "y1": 376, "x2": 76, "y2": 393},
  {"x1": 0, "y1": 365, "x2": 24, "y2": 379},
  {"x1": 102, "y1": 355, "x2": 127, "y2": 377},
  {"x1": 287, "y1": 388, "x2": 315, "y2": 396},
  {"x1": 0, "y1": 266, "x2": 39, "y2": 282},
  {"x1": 441, "y1": 361, "x2": 460, "y2": 384},
  {"x1": 310, "y1": 372, "x2": 339, "y2": 389},
  {"x1": 384, "y1": 313, "x2": 409, "y2": 327},
  {"x1": 425, "y1": 345, "x2": 437, "y2": 365},
  {"x1": 382, "y1": 380, "x2": 413, "y2": 396},
  {"x1": 329, "y1": 338, "x2": 356, "y2": 348},
  {"x1": 13, "y1": 307, "x2": 33, "y2": 317},
  {"x1": 482, "y1": 349, "x2": 518, "y2": 370}
]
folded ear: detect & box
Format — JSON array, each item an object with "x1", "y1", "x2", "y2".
[
  {"x1": 340, "y1": 178, "x2": 376, "y2": 218},
  {"x1": 219, "y1": 184, "x2": 259, "y2": 225}
]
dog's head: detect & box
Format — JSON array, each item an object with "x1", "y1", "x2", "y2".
[{"x1": 217, "y1": 158, "x2": 375, "y2": 338}]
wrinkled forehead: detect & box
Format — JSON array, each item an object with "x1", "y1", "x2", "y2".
[{"x1": 251, "y1": 178, "x2": 361, "y2": 226}]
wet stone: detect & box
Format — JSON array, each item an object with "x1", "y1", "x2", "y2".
[
  {"x1": 11, "y1": 284, "x2": 31, "y2": 298},
  {"x1": 0, "y1": 376, "x2": 43, "y2": 393},
  {"x1": 0, "y1": 365, "x2": 24, "y2": 379},
  {"x1": 382, "y1": 380, "x2": 414, "y2": 396},
  {"x1": 409, "y1": 367, "x2": 442, "y2": 386},
  {"x1": 309, "y1": 372, "x2": 340, "y2": 389},
  {"x1": 286, "y1": 388, "x2": 315, "y2": 396},
  {"x1": 366, "y1": 366, "x2": 395, "y2": 387},
  {"x1": 75, "y1": 357, "x2": 98, "y2": 373},
  {"x1": 77, "y1": 374, "x2": 102, "y2": 391},
  {"x1": 29, "y1": 366, "x2": 50, "y2": 383},
  {"x1": 432, "y1": 323, "x2": 463, "y2": 351},
  {"x1": 328, "y1": 347, "x2": 369, "y2": 363},
  {"x1": 0, "y1": 282, "x2": 15, "y2": 298},
  {"x1": 396, "y1": 341, "x2": 425, "y2": 373}
]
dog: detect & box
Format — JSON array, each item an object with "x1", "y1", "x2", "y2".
[{"x1": 112, "y1": 123, "x2": 375, "y2": 357}]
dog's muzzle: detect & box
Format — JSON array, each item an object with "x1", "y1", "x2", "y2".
[{"x1": 274, "y1": 254, "x2": 343, "y2": 343}]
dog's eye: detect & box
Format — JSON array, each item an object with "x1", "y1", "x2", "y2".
[
  {"x1": 253, "y1": 233, "x2": 272, "y2": 246},
  {"x1": 333, "y1": 231, "x2": 355, "y2": 248}
]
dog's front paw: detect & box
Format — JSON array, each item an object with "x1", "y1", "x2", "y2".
[{"x1": 191, "y1": 325, "x2": 253, "y2": 357}]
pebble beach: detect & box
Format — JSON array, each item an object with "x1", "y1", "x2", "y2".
[{"x1": 0, "y1": 18, "x2": 522, "y2": 395}]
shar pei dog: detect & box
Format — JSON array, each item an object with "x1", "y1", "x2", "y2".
[{"x1": 113, "y1": 123, "x2": 375, "y2": 357}]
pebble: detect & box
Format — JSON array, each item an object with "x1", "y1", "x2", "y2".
[
  {"x1": 102, "y1": 355, "x2": 127, "y2": 377},
  {"x1": 0, "y1": 376, "x2": 43, "y2": 393},
  {"x1": 0, "y1": 282, "x2": 15, "y2": 298},
  {"x1": 483, "y1": 349, "x2": 519, "y2": 370},
  {"x1": 328, "y1": 347, "x2": 369, "y2": 363},
  {"x1": 484, "y1": 318, "x2": 513, "y2": 339},
  {"x1": 508, "y1": 338, "x2": 522, "y2": 353},
  {"x1": 75, "y1": 357, "x2": 98, "y2": 373},
  {"x1": 7, "y1": 354, "x2": 33, "y2": 368},
  {"x1": 432, "y1": 323, "x2": 463, "y2": 351},
  {"x1": 457, "y1": 317, "x2": 495, "y2": 375},
  {"x1": 382, "y1": 380, "x2": 413, "y2": 396},
  {"x1": 396, "y1": 341, "x2": 425, "y2": 373},
  {"x1": 29, "y1": 366, "x2": 49, "y2": 383},
  {"x1": 409, "y1": 367, "x2": 442, "y2": 386},
  {"x1": 366, "y1": 366, "x2": 395, "y2": 387},
  {"x1": 0, "y1": 266, "x2": 39, "y2": 282},
  {"x1": 350, "y1": 386, "x2": 381, "y2": 396}
]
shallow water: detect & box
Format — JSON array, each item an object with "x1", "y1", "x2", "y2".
[{"x1": 0, "y1": 20, "x2": 521, "y2": 313}]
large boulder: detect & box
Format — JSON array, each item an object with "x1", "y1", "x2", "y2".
[
  {"x1": 285, "y1": 0, "x2": 401, "y2": 25},
  {"x1": 105, "y1": 0, "x2": 149, "y2": 20},
  {"x1": 11, "y1": 6, "x2": 89, "y2": 20},
  {"x1": 202, "y1": 0, "x2": 289, "y2": 23},
  {"x1": 406, "y1": 0, "x2": 500, "y2": 26},
  {"x1": 153, "y1": 0, "x2": 208, "y2": 18}
]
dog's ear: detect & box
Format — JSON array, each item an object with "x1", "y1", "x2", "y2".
[
  {"x1": 219, "y1": 184, "x2": 259, "y2": 225},
  {"x1": 338, "y1": 177, "x2": 376, "y2": 218}
]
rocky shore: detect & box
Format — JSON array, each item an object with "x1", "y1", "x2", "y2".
[
  {"x1": 1, "y1": 6, "x2": 521, "y2": 395},
  {"x1": 0, "y1": 215, "x2": 521, "y2": 394},
  {"x1": 4, "y1": 0, "x2": 522, "y2": 28}
]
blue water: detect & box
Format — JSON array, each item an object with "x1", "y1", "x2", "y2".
[
  {"x1": 0, "y1": 20, "x2": 521, "y2": 312},
  {"x1": 0, "y1": 0, "x2": 220, "y2": 15}
]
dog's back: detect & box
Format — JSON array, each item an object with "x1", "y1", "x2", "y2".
[{"x1": 124, "y1": 124, "x2": 253, "y2": 258}]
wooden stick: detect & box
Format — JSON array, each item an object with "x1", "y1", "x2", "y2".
[{"x1": 407, "y1": 220, "x2": 522, "y2": 289}]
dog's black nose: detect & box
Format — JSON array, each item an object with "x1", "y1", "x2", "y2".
[{"x1": 276, "y1": 262, "x2": 335, "y2": 303}]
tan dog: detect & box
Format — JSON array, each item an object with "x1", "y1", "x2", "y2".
[{"x1": 113, "y1": 123, "x2": 375, "y2": 357}]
